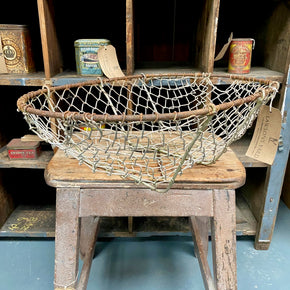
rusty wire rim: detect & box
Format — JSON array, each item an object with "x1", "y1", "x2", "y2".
[{"x1": 17, "y1": 73, "x2": 279, "y2": 123}]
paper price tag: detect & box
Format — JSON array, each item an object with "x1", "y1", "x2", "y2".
[
  {"x1": 214, "y1": 32, "x2": 233, "y2": 61},
  {"x1": 98, "y1": 45, "x2": 125, "y2": 79},
  {"x1": 246, "y1": 105, "x2": 282, "y2": 165}
]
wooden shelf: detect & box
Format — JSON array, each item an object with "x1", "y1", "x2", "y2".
[
  {"x1": 0, "y1": 146, "x2": 53, "y2": 169},
  {"x1": 51, "y1": 66, "x2": 284, "y2": 87},
  {"x1": 0, "y1": 136, "x2": 264, "y2": 170},
  {"x1": 0, "y1": 73, "x2": 46, "y2": 87},
  {"x1": 230, "y1": 136, "x2": 269, "y2": 168},
  {"x1": 213, "y1": 67, "x2": 284, "y2": 82},
  {"x1": 0, "y1": 192, "x2": 256, "y2": 238},
  {"x1": 0, "y1": 205, "x2": 55, "y2": 238},
  {"x1": 0, "y1": 67, "x2": 281, "y2": 88}
]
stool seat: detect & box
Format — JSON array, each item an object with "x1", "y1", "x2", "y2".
[
  {"x1": 45, "y1": 148, "x2": 245, "y2": 190},
  {"x1": 45, "y1": 147, "x2": 245, "y2": 290}
]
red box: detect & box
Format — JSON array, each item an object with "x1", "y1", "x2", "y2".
[{"x1": 7, "y1": 138, "x2": 40, "y2": 160}]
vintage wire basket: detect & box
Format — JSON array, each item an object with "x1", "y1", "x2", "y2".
[{"x1": 17, "y1": 73, "x2": 279, "y2": 192}]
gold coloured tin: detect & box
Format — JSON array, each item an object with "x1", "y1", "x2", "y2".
[
  {"x1": 0, "y1": 24, "x2": 35, "y2": 73},
  {"x1": 228, "y1": 38, "x2": 254, "y2": 74}
]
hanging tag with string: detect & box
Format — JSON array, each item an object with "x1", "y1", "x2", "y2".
[{"x1": 246, "y1": 97, "x2": 282, "y2": 165}]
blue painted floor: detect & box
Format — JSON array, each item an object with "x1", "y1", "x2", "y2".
[{"x1": 0, "y1": 201, "x2": 289, "y2": 290}]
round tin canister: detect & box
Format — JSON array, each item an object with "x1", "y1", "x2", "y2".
[
  {"x1": 75, "y1": 39, "x2": 110, "y2": 76},
  {"x1": 228, "y1": 38, "x2": 254, "y2": 74},
  {"x1": 0, "y1": 24, "x2": 35, "y2": 73}
]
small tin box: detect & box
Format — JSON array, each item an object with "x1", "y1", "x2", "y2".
[
  {"x1": 7, "y1": 138, "x2": 40, "y2": 160},
  {"x1": 74, "y1": 39, "x2": 110, "y2": 76},
  {"x1": 0, "y1": 24, "x2": 35, "y2": 74},
  {"x1": 228, "y1": 38, "x2": 254, "y2": 74}
]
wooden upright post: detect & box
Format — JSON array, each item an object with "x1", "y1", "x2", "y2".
[{"x1": 126, "y1": 0, "x2": 134, "y2": 75}]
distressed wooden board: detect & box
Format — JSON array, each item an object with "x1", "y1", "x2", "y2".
[
  {"x1": 195, "y1": 0, "x2": 220, "y2": 72},
  {"x1": 45, "y1": 147, "x2": 245, "y2": 190},
  {"x1": 51, "y1": 67, "x2": 285, "y2": 87},
  {"x1": 214, "y1": 67, "x2": 284, "y2": 82},
  {"x1": 0, "y1": 192, "x2": 256, "y2": 237},
  {"x1": 37, "y1": 0, "x2": 63, "y2": 78},
  {"x1": 0, "y1": 146, "x2": 53, "y2": 169},
  {"x1": 264, "y1": 1, "x2": 290, "y2": 73},
  {"x1": 230, "y1": 136, "x2": 269, "y2": 168},
  {"x1": 0, "y1": 72, "x2": 46, "y2": 86},
  {"x1": 0, "y1": 205, "x2": 55, "y2": 237}
]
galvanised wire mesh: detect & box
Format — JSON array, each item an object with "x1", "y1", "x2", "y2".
[{"x1": 17, "y1": 73, "x2": 279, "y2": 192}]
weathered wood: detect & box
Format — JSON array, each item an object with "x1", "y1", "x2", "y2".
[
  {"x1": 0, "y1": 72, "x2": 46, "y2": 86},
  {"x1": 255, "y1": 67, "x2": 290, "y2": 250},
  {"x1": 79, "y1": 189, "x2": 214, "y2": 217},
  {"x1": 211, "y1": 189, "x2": 237, "y2": 290},
  {"x1": 37, "y1": 0, "x2": 62, "y2": 78},
  {"x1": 0, "y1": 171, "x2": 14, "y2": 229},
  {"x1": 78, "y1": 217, "x2": 100, "y2": 290},
  {"x1": 54, "y1": 188, "x2": 80, "y2": 289},
  {"x1": 264, "y1": 1, "x2": 290, "y2": 73},
  {"x1": 190, "y1": 216, "x2": 215, "y2": 290},
  {"x1": 0, "y1": 146, "x2": 53, "y2": 169},
  {"x1": 0, "y1": 194, "x2": 258, "y2": 237},
  {"x1": 45, "y1": 147, "x2": 245, "y2": 190},
  {"x1": 0, "y1": 205, "x2": 55, "y2": 238},
  {"x1": 230, "y1": 136, "x2": 269, "y2": 168},
  {"x1": 282, "y1": 157, "x2": 290, "y2": 209},
  {"x1": 47, "y1": 145, "x2": 245, "y2": 289},
  {"x1": 126, "y1": 0, "x2": 134, "y2": 75},
  {"x1": 196, "y1": 0, "x2": 220, "y2": 72}
]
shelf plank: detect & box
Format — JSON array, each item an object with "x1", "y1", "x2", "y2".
[
  {"x1": 0, "y1": 194, "x2": 256, "y2": 237},
  {"x1": 0, "y1": 146, "x2": 53, "y2": 169},
  {"x1": 0, "y1": 138, "x2": 264, "y2": 169},
  {"x1": 50, "y1": 66, "x2": 284, "y2": 86},
  {"x1": 0, "y1": 205, "x2": 55, "y2": 238},
  {"x1": 0, "y1": 72, "x2": 46, "y2": 86},
  {"x1": 214, "y1": 67, "x2": 284, "y2": 82},
  {"x1": 230, "y1": 137, "x2": 269, "y2": 168},
  {"x1": 0, "y1": 67, "x2": 279, "y2": 87}
]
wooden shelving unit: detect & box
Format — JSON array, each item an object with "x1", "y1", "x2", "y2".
[{"x1": 0, "y1": 0, "x2": 289, "y2": 250}]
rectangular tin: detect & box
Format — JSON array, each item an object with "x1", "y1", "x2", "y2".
[
  {"x1": 7, "y1": 138, "x2": 40, "y2": 160},
  {"x1": 75, "y1": 39, "x2": 110, "y2": 76},
  {"x1": 0, "y1": 24, "x2": 35, "y2": 74},
  {"x1": 228, "y1": 38, "x2": 254, "y2": 74}
]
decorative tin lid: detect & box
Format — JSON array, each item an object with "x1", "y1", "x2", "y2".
[
  {"x1": 74, "y1": 39, "x2": 110, "y2": 47},
  {"x1": 7, "y1": 138, "x2": 40, "y2": 150},
  {"x1": 0, "y1": 24, "x2": 28, "y2": 30}
]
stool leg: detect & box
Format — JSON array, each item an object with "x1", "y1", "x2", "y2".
[
  {"x1": 190, "y1": 216, "x2": 215, "y2": 290},
  {"x1": 54, "y1": 188, "x2": 81, "y2": 290},
  {"x1": 77, "y1": 216, "x2": 100, "y2": 290},
  {"x1": 211, "y1": 189, "x2": 237, "y2": 290}
]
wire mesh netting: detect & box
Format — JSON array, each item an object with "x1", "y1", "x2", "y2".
[{"x1": 17, "y1": 73, "x2": 279, "y2": 192}]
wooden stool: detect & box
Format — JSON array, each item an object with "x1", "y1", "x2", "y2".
[{"x1": 45, "y1": 148, "x2": 245, "y2": 290}]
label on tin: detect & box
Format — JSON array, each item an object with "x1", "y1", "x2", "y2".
[
  {"x1": 246, "y1": 105, "x2": 281, "y2": 165},
  {"x1": 75, "y1": 39, "x2": 110, "y2": 76},
  {"x1": 0, "y1": 37, "x2": 8, "y2": 73},
  {"x1": 98, "y1": 45, "x2": 125, "y2": 78},
  {"x1": 228, "y1": 40, "x2": 253, "y2": 74},
  {"x1": 0, "y1": 27, "x2": 34, "y2": 73},
  {"x1": 8, "y1": 149, "x2": 39, "y2": 159}
]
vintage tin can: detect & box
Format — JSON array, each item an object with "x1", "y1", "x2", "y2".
[
  {"x1": 7, "y1": 138, "x2": 40, "y2": 160},
  {"x1": 75, "y1": 39, "x2": 110, "y2": 76},
  {"x1": 0, "y1": 24, "x2": 35, "y2": 74},
  {"x1": 228, "y1": 38, "x2": 254, "y2": 74}
]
